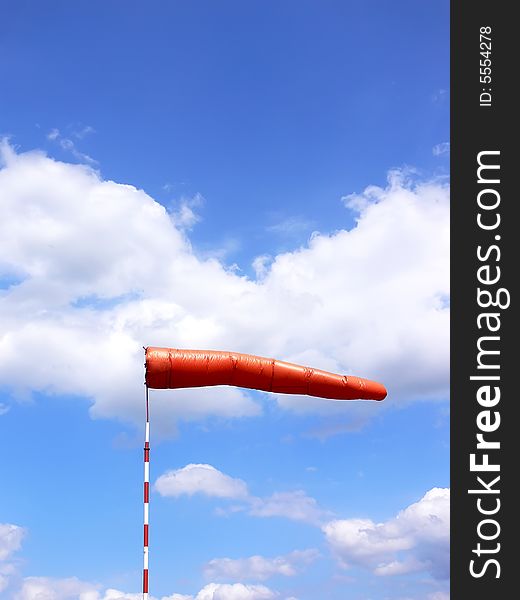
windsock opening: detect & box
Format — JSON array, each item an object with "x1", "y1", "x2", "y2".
[{"x1": 144, "y1": 347, "x2": 387, "y2": 401}]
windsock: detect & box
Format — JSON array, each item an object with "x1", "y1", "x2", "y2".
[{"x1": 145, "y1": 347, "x2": 387, "y2": 401}]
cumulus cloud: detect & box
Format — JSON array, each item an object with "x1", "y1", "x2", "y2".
[
  {"x1": 322, "y1": 488, "x2": 449, "y2": 580},
  {"x1": 0, "y1": 523, "x2": 24, "y2": 562},
  {"x1": 155, "y1": 464, "x2": 249, "y2": 499},
  {"x1": 12, "y1": 578, "x2": 278, "y2": 600},
  {"x1": 155, "y1": 464, "x2": 330, "y2": 525},
  {"x1": 204, "y1": 549, "x2": 319, "y2": 581},
  {"x1": 0, "y1": 143, "x2": 449, "y2": 431},
  {"x1": 251, "y1": 255, "x2": 273, "y2": 280},
  {"x1": 193, "y1": 583, "x2": 277, "y2": 600},
  {"x1": 13, "y1": 577, "x2": 193, "y2": 600},
  {"x1": 0, "y1": 523, "x2": 25, "y2": 592},
  {"x1": 13, "y1": 578, "x2": 188, "y2": 600},
  {"x1": 14, "y1": 576, "x2": 101, "y2": 600}
]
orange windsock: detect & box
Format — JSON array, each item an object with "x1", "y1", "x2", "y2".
[{"x1": 145, "y1": 347, "x2": 386, "y2": 401}]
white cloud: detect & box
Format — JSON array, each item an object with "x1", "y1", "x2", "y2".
[
  {"x1": 13, "y1": 578, "x2": 196, "y2": 600},
  {"x1": 0, "y1": 523, "x2": 25, "y2": 592},
  {"x1": 432, "y1": 142, "x2": 450, "y2": 156},
  {"x1": 0, "y1": 562, "x2": 16, "y2": 594},
  {"x1": 11, "y1": 579, "x2": 279, "y2": 600},
  {"x1": 13, "y1": 576, "x2": 101, "y2": 600},
  {"x1": 72, "y1": 125, "x2": 96, "y2": 140},
  {"x1": 156, "y1": 464, "x2": 330, "y2": 525},
  {"x1": 248, "y1": 491, "x2": 330, "y2": 525},
  {"x1": 99, "y1": 591, "x2": 143, "y2": 600},
  {"x1": 170, "y1": 193, "x2": 204, "y2": 230},
  {"x1": 0, "y1": 143, "x2": 449, "y2": 431},
  {"x1": 45, "y1": 129, "x2": 97, "y2": 164},
  {"x1": 251, "y1": 255, "x2": 272, "y2": 280},
  {"x1": 194, "y1": 583, "x2": 277, "y2": 600},
  {"x1": 204, "y1": 549, "x2": 319, "y2": 581},
  {"x1": 322, "y1": 488, "x2": 449, "y2": 580},
  {"x1": 155, "y1": 464, "x2": 249, "y2": 499},
  {"x1": 46, "y1": 128, "x2": 60, "y2": 141},
  {"x1": 10, "y1": 579, "x2": 284, "y2": 600},
  {"x1": 0, "y1": 523, "x2": 289, "y2": 600},
  {"x1": 0, "y1": 523, "x2": 24, "y2": 562}
]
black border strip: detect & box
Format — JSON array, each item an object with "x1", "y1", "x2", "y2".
[{"x1": 451, "y1": 2, "x2": 515, "y2": 597}]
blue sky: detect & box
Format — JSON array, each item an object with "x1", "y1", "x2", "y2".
[{"x1": 1, "y1": 2, "x2": 449, "y2": 599}]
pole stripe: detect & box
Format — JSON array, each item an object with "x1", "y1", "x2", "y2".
[{"x1": 143, "y1": 386, "x2": 150, "y2": 600}]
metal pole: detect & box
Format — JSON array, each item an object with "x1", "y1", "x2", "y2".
[{"x1": 143, "y1": 386, "x2": 150, "y2": 600}]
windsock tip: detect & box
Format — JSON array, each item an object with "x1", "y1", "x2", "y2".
[{"x1": 362, "y1": 379, "x2": 387, "y2": 401}]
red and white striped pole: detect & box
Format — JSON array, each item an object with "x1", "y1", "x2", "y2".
[{"x1": 143, "y1": 386, "x2": 150, "y2": 600}]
